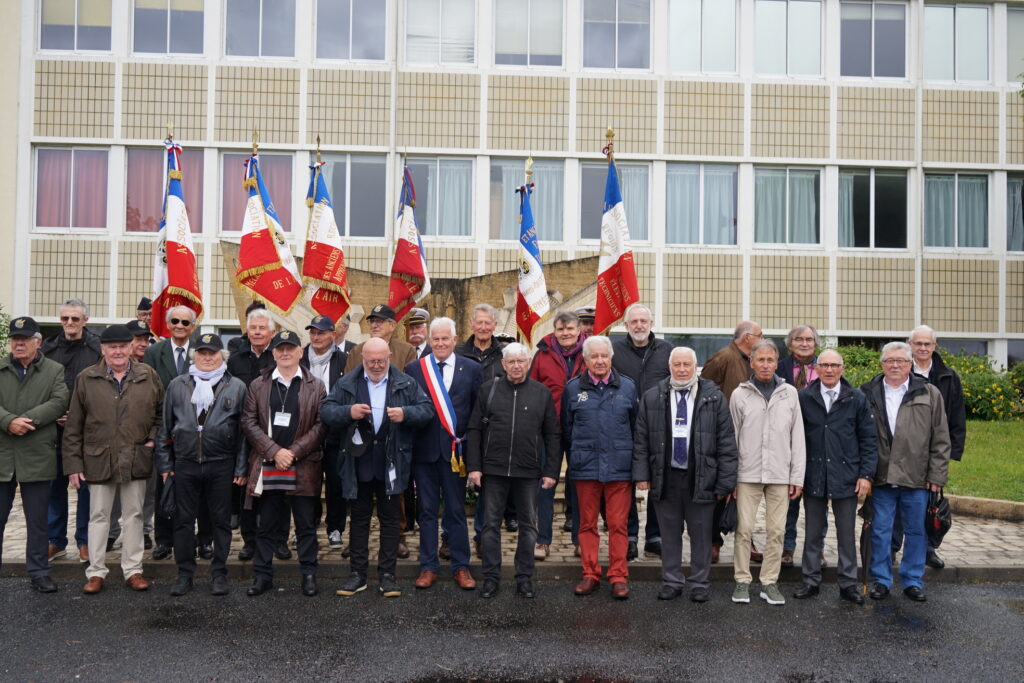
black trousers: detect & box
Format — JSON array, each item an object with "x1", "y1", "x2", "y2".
[
  {"x1": 481, "y1": 475, "x2": 538, "y2": 583},
  {"x1": 0, "y1": 479, "x2": 51, "y2": 578},
  {"x1": 241, "y1": 496, "x2": 291, "y2": 547},
  {"x1": 253, "y1": 492, "x2": 318, "y2": 580},
  {"x1": 349, "y1": 479, "x2": 401, "y2": 578},
  {"x1": 172, "y1": 459, "x2": 234, "y2": 578},
  {"x1": 323, "y1": 445, "x2": 347, "y2": 534}
]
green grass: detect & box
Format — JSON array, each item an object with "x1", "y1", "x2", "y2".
[{"x1": 945, "y1": 421, "x2": 1024, "y2": 502}]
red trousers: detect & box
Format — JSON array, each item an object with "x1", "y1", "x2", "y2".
[{"x1": 576, "y1": 480, "x2": 631, "y2": 583}]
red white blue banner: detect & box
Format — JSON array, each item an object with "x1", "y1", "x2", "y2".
[
  {"x1": 387, "y1": 167, "x2": 431, "y2": 321},
  {"x1": 302, "y1": 161, "x2": 351, "y2": 322},
  {"x1": 594, "y1": 160, "x2": 640, "y2": 335},
  {"x1": 515, "y1": 182, "x2": 549, "y2": 345}
]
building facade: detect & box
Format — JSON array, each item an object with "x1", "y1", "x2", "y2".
[{"x1": 8, "y1": 0, "x2": 1024, "y2": 364}]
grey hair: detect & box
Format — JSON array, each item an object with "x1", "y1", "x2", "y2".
[
  {"x1": 165, "y1": 305, "x2": 197, "y2": 325},
  {"x1": 472, "y1": 303, "x2": 498, "y2": 322},
  {"x1": 61, "y1": 298, "x2": 89, "y2": 317},
  {"x1": 429, "y1": 316, "x2": 457, "y2": 338},
  {"x1": 553, "y1": 310, "x2": 579, "y2": 327},
  {"x1": 246, "y1": 308, "x2": 276, "y2": 330},
  {"x1": 749, "y1": 339, "x2": 779, "y2": 358},
  {"x1": 502, "y1": 342, "x2": 530, "y2": 360},
  {"x1": 624, "y1": 303, "x2": 652, "y2": 321},
  {"x1": 669, "y1": 346, "x2": 697, "y2": 364},
  {"x1": 908, "y1": 325, "x2": 937, "y2": 344},
  {"x1": 881, "y1": 341, "x2": 912, "y2": 361},
  {"x1": 733, "y1": 320, "x2": 759, "y2": 341},
  {"x1": 582, "y1": 335, "x2": 613, "y2": 359},
  {"x1": 189, "y1": 349, "x2": 230, "y2": 362},
  {"x1": 785, "y1": 325, "x2": 820, "y2": 349},
  {"x1": 816, "y1": 348, "x2": 844, "y2": 365}
]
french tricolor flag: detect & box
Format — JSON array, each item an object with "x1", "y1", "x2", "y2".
[
  {"x1": 516, "y1": 182, "x2": 549, "y2": 345},
  {"x1": 594, "y1": 159, "x2": 640, "y2": 335}
]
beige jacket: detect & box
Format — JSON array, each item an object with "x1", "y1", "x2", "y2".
[{"x1": 729, "y1": 377, "x2": 805, "y2": 487}]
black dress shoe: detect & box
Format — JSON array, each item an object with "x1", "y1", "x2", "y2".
[
  {"x1": 644, "y1": 540, "x2": 662, "y2": 557},
  {"x1": 152, "y1": 544, "x2": 172, "y2": 560},
  {"x1": 690, "y1": 587, "x2": 710, "y2": 603},
  {"x1": 274, "y1": 543, "x2": 292, "y2": 560},
  {"x1": 480, "y1": 580, "x2": 499, "y2": 599},
  {"x1": 238, "y1": 544, "x2": 255, "y2": 561},
  {"x1": 30, "y1": 576, "x2": 58, "y2": 593},
  {"x1": 657, "y1": 585, "x2": 683, "y2": 601},
  {"x1": 869, "y1": 582, "x2": 890, "y2": 600},
  {"x1": 926, "y1": 550, "x2": 945, "y2": 569},
  {"x1": 169, "y1": 576, "x2": 193, "y2": 597},
  {"x1": 197, "y1": 544, "x2": 214, "y2": 560},
  {"x1": 840, "y1": 585, "x2": 865, "y2": 604},
  {"x1": 505, "y1": 518, "x2": 519, "y2": 532},
  {"x1": 143, "y1": 535, "x2": 153, "y2": 550},
  {"x1": 562, "y1": 518, "x2": 573, "y2": 532},
  {"x1": 246, "y1": 578, "x2": 274, "y2": 596},
  {"x1": 302, "y1": 575, "x2": 318, "y2": 597},
  {"x1": 626, "y1": 541, "x2": 638, "y2": 561},
  {"x1": 793, "y1": 583, "x2": 820, "y2": 600},
  {"x1": 903, "y1": 585, "x2": 927, "y2": 602},
  {"x1": 516, "y1": 579, "x2": 535, "y2": 599},
  {"x1": 210, "y1": 575, "x2": 230, "y2": 596}
]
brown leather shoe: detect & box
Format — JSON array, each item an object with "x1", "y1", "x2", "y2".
[
  {"x1": 534, "y1": 544, "x2": 549, "y2": 560},
  {"x1": 611, "y1": 581, "x2": 630, "y2": 600},
  {"x1": 78, "y1": 546, "x2": 89, "y2": 563},
  {"x1": 414, "y1": 570, "x2": 438, "y2": 589},
  {"x1": 750, "y1": 542, "x2": 764, "y2": 563},
  {"x1": 781, "y1": 550, "x2": 794, "y2": 566},
  {"x1": 574, "y1": 577, "x2": 600, "y2": 596},
  {"x1": 48, "y1": 544, "x2": 66, "y2": 561},
  {"x1": 396, "y1": 542, "x2": 410, "y2": 559},
  {"x1": 125, "y1": 573, "x2": 151, "y2": 591},
  {"x1": 82, "y1": 577, "x2": 103, "y2": 594},
  {"x1": 711, "y1": 544, "x2": 721, "y2": 564},
  {"x1": 453, "y1": 568, "x2": 476, "y2": 590}
]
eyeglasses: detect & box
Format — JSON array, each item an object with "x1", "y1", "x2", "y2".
[
  {"x1": 60, "y1": 316, "x2": 82, "y2": 323},
  {"x1": 364, "y1": 359, "x2": 388, "y2": 367},
  {"x1": 169, "y1": 318, "x2": 193, "y2": 327},
  {"x1": 911, "y1": 341, "x2": 935, "y2": 347},
  {"x1": 746, "y1": 332, "x2": 765, "y2": 339},
  {"x1": 881, "y1": 359, "x2": 911, "y2": 366},
  {"x1": 815, "y1": 363, "x2": 844, "y2": 370}
]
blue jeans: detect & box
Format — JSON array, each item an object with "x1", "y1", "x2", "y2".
[
  {"x1": 870, "y1": 486, "x2": 929, "y2": 590},
  {"x1": 47, "y1": 449, "x2": 89, "y2": 549},
  {"x1": 890, "y1": 505, "x2": 937, "y2": 554}
]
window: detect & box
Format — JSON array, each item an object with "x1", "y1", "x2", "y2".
[
  {"x1": 755, "y1": 0, "x2": 821, "y2": 76},
  {"x1": 1008, "y1": 9, "x2": 1024, "y2": 81},
  {"x1": 665, "y1": 163, "x2": 737, "y2": 245},
  {"x1": 754, "y1": 167, "x2": 820, "y2": 244},
  {"x1": 840, "y1": 2, "x2": 905, "y2": 78},
  {"x1": 40, "y1": 0, "x2": 112, "y2": 50},
  {"x1": 580, "y1": 162, "x2": 649, "y2": 241},
  {"x1": 35, "y1": 148, "x2": 108, "y2": 229},
  {"x1": 126, "y1": 148, "x2": 203, "y2": 233},
  {"x1": 225, "y1": 0, "x2": 294, "y2": 57},
  {"x1": 668, "y1": 0, "x2": 736, "y2": 73},
  {"x1": 134, "y1": 0, "x2": 204, "y2": 54},
  {"x1": 923, "y1": 4, "x2": 988, "y2": 81},
  {"x1": 494, "y1": 0, "x2": 562, "y2": 67},
  {"x1": 221, "y1": 153, "x2": 293, "y2": 232},
  {"x1": 1006, "y1": 176, "x2": 1024, "y2": 251},
  {"x1": 405, "y1": 0, "x2": 475, "y2": 65},
  {"x1": 938, "y1": 339, "x2": 987, "y2": 356},
  {"x1": 924, "y1": 173, "x2": 987, "y2": 248},
  {"x1": 405, "y1": 158, "x2": 473, "y2": 237},
  {"x1": 583, "y1": 0, "x2": 650, "y2": 70},
  {"x1": 489, "y1": 159, "x2": 564, "y2": 241},
  {"x1": 318, "y1": 154, "x2": 388, "y2": 237},
  {"x1": 838, "y1": 169, "x2": 906, "y2": 248},
  {"x1": 316, "y1": 0, "x2": 386, "y2": 60}
]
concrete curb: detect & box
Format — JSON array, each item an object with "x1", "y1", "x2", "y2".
[{"x1": 947, "y1": 494, "x2": 1024, "y2": 522}]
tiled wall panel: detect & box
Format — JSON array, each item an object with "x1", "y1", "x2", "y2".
[
  {"x1": 35, "y1": 60, "x2": 114, "y2": 138},
  {"x1": 123, "y1": 63, "x2": 207, "y2": 141},
  {"x1": 837, "y1": 257, "x2": 915, "y2": 331},
  {"x1": 664, "y1": 81, "x2": 743, "y2": 157}
]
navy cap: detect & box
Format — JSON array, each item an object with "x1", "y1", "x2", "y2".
[
  {"x1": 366, "y1": 304, "x2": 396, "y2": 321},
  {"x1": 268, "y1": 330, "x2": 301, "y2": 350},
  {"x1": 8, "y1": 316, "x2": 40, "y2": 338},
  {"x1": 125, "y1": 320, "x2": 150, "y2": 337},
  {"x1": 100, "y1": 325, "x2": 134, "y2": 344},
  {"x1": 137, "y1": 297, "x2": 153, "y2": 311},
  {"x1": 406, "y1": 308, "x2": 429, "y2": 326},
  {"x1": 305, "y1": 315, "x2": 335, "y2": 332},
  {"x1": 574, "y1": 306, "x2": 596, "y2": 323},
  {"x1": 194, "y1": 333, "x2": 224, "y2": 352}
]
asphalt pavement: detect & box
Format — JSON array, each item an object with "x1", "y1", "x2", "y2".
[{"x1": 1, "y1": 578, "x2": 1021, "y2": 681}]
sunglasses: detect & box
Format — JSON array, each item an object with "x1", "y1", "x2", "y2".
[
  {"x1": 170, "y1": 318, "x2": 193, "y2": 327},
  {"x1": 60, "y1": 316, "x2": 82, "y2": 323}
]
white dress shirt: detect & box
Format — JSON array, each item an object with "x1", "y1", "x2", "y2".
[{"x1": 883, "y1": 378, "x2": 909, "y2": 437}]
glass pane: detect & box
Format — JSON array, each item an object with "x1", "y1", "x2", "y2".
[
  {"x1": 405, "y1": 159, "x2": 437, "y2": 234},
  {"x1": 669, "y1": 0, "x2": 700, "y2": 72},
  {"x1": 1009, "y1": 10, "x2": 1024, "y2": 81},
  {"x1": 261, "y1": 0, "x2": 296, "y2": 57},
  {"x1": 170, "y1": 3, "x2": 204, "y2": 54},
  {"x1": 923, "y1": 6, "x2": 954, "y2": 80},
  {"x1": 754, "y1": 168, "x2": 786, "y2": 243},
  {"x1": 406, "y1": 0, "x2": 440, "y2": 63},
  {"x1": 317, "y1": 0, "x2": 350, "y2": 59},
  {"x1": 580, "y1": 163, "x2": 606, "y2": 239},
  {"x1": 788, "y1": 0, "x2": 821, "y2": 76},
  {"x1": 494, "y1": 0, "x2": 529, "y2": 65},
  {"x1": 41, "y1": 0, "x2": 76, "y2": 50},
  {"x1": 225, "y1": 0, "x2": 259, "y2": 55},
  {"x1": 531, "y1": 161, "x2": 563, "y2": 241},
  {"x1": 839, "y1": 169, "x2": 870, "y2": 247},
  {"x1": 352, "y1": 0, "x2": 386, "y2": 59},
  {"x1": 617, "y1": 0, "x2": 650, "y2": 69},
  {"x1": 788, "y1": 169, "x2": 819, "y2": 243},
  {"x1": 489, "y1": 160, "x2": 517, "y2": 240},
  {"x1": 665, "y1": 163, "x2": 699, "y2": 243},
  {"x1": 873, "y1": 3, "x2": 904, "y2": 78},
  {"x1": 71, "y1": 149, "x2": 108, "y2": 228},
  {"x1": 1008, "y1": 177, "x2": 1024, "y2": 251},
  {"x1": 36, "y1": 149, "x2": 72, "y2": 227},
  {"x1": 134, "y1": 3, "x2": 169, "y2": 53},
  {"x1": 703, "y1": 0, "x2": 735, "y2": 72},
  {"x1": 755, "y1": 0, "x2": 786, "y2": 75},
  {"x1": 77, "y1": 0, "x2": 112, "y2": 50},
  {"x1": 839, "y1": 2, "x2": 870, "y2": 77},
  {"x1": 437, "y1": 160, "x2": 472, "y2": 236},
  {"x1": 957, "y1": 175, "x2": 987, "y2": 247},
  {"x1": 320, "y1": 155, "x2": 347, "y2": 235},
  {"x1": 873, "y1": 171, "x2": 906, "y2": 248},
  {"x1": 618, "y1": 164, "x2": 648, "y2": 240},
  {"x1": 619, "y1": 0, "x2": 648, "y2": 22},
  {"x1": 440, "y1": 0, "x2": 475, "y2": 64},
  {"x1": 584, "y1": 0, "x2": 615, "y2": 22},
  {"x1": 222, "y1": 153, "x2": 292, "y2": 232},
  {"x1": 126, "y1": 148, "x2": 164, "y2": 232},
  {"x1": 530, "y1": 0, "x2": 563, "y2": 66},
  {"x1": 956, "y1": 6, "x2": 989, "y2": 81},
  {"x1": 924, "y1": 174, "x2": 955, "y2": 247},
  {"x1": 703, "y1": 164, "x2": 737, "y2": 244},
  {"x1": 583, "y1": 19, "x2": 616, "y2": 67},
  {"x1": 350, "y1": 155, "x2": 387, "y2": 236}
]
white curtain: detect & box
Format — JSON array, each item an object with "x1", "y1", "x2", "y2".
[
  {"x1": 438, "y1": 160, "x2": 472, "y2": 236},
  {"x1": 1008, "y1": 178, "x2": 1024, "y2": 251},
  {"x1": 666, "y1": 164, "x2": 699, "y2": 243},
  {"x1": 618, "y1": 164, "x2": 649, "y2": 240},
  {"x1": 838, "y1": 172, "x2": 855, "y2": 247},
  {"x1": 440, "y1": 0, "x2": 475, "y2": 64},
  {"x1": 704, "y1": 165, "x2": 736, "y2": 244},
  {"x1": 755, "y1": 169, "x2": 786, "y2": 242},
  {"x1": 924, "y1": 175, "x2": 955, "y2": 247},
  {"x1": 789, "y1": 170, "x2": 819, "y2": 243},
  {"x1": 499, "y1": 163, "x2": 521, "y2": 240},
  {"x1": 497, "y1": 161, "x2": 562, "y2": 241},
  {"x1": 957, "y1": 175, "x2": 987, "y2": 247}
]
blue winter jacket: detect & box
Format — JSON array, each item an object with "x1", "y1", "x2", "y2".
[{"x1": 561, "y1": 370, "x2": 637, "y2": 482}]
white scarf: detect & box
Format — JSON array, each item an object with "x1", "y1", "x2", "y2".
[
  {"x1": 669, "y1": 374, "x2": 699, "y2": 391},
  {"x1": 308, "y1": 344, "x2": 335, "y2": 384},
  {"x1": 189, "y1": 364, "x2": 227, "y2": 415}
]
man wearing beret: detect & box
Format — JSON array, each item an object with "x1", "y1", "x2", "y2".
[
  {"x1": 63, "y1": 325, "x2": 164, "y2": 594},
  {"x1": 0, "y1": 317, "x2": 69, "y2": 592}
]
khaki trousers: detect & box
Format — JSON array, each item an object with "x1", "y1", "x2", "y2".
[
  {"x1": 86, "y1": 479, "x2": 147, "y2": 580},
  {"x1": 734, "y1": 482, "x2": 790, "y2": 585}
]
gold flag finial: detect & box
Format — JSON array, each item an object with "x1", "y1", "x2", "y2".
[
  {"x1": 166, "y1": 122, "x2": 174, "y2": 140},
  {"x1": 604, "y1": 127, "x2": 615, "y2": 161},
  {"x1": 316, "y1": 134, "x2": 321, "y2": 164},
  {"x1": 252, "y1": 130, "x2": 259, "y2": 156},
  {"x1": 525, "y1": 155, "x2": 534, "y2": 184}
]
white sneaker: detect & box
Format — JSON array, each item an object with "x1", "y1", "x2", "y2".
[{"x1": 328, "y1": 530, "x2": 343, "y2": 549}]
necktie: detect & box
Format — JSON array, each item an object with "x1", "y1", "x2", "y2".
[
  {"x1": 438, "y1": 361, "x2": 449, "y2": 389},
  {"x1": 672, "y1": 389, "x2": 689, "y2": 468},
  {"x1": 826, "y1": 389, "x2": 836, "y2": 412},
  {"x1": 175, "y1": 346, "x2": 186, "y2": 375},
  {"x1": 795, "y1": 364, "x2": 807, "y2": 390}
]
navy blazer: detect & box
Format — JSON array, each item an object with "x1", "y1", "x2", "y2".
[
  {"x1": 405, "y1": 354, "x2": 483, "y2": 464},
  {"x1": 776, "y1": 354, "x2": 817, "y2": 387}
]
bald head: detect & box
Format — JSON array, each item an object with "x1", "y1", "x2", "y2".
[
  {"x1": 362, "y1": 337, "x2": 392, "y2": 381},
  {"x1": 815, "y1": 348, "x2": 845, "y2": 389}
]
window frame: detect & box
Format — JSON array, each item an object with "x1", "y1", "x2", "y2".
[
  {"x1": 922, "y1": 3, "x2": 991, "y2": 84},
  {"x1": 315, "y1": 152, "x2": 389, "y2": 239},
  {"x1": 667, "y1": 0, "x2": 738, "y2": 75},
  {"x1": 314, "y1": 0, "x2": 389, "y2": 62},
  {"x1": 753, "y1": 165, "x2": 822, "y2": 246},
  {"x1": 581, "y1": 0, "x2": 653, "y2": 72},
  {"x1": 403, "y1": 0, "x2": 478, "y2": 67},
  {"x1": 492, "y1": 0, "x2": 565, "y2": 70},
  {"x1": 404, "y1": 156, "x2": 476, "y2": 241},
  {"x1": 664, "y1": 162, "x2": 738, "y2": 246},
  {"x1": 223, "y1": 0, "x2": 297, "y2": 59},
  {"x1": 1006, "y1": 6, "x2": 1024, "y2": 83},
  {"x1": 131, "y1": 0, "x2": 206, "y2": 57},
  {"x1": 38, "y1": 0, "x2": 114, "y2": 53},
  {"x1": 578, "y1": 160, "x2": 652, "y2": 244},
  {"x1": 33, "y1": 146, "x2": 111, "y2": 234},
  {"x1": 837, "y1": 167, "x2": 909, "y2": 250},
  {"x1": 922, "y1": 171, "x2": 990, "y2": 250},
  {"x1": 754, "y1": 0, "x2": 824, "y2": 78},
  {"x1": 219, "y1": 150, "x2": 295, "y2": 236},
  {"x1": 125, "y1": 146, "x2": 205, "y2": 234},
  {"x1": 838, "y1": 0, "x2": 908, "y2": 80}
]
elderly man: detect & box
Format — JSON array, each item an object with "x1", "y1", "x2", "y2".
[
  {"x1": 241, "y1": 330, "x2": 328, "y2": 597},
  {"x1": 144, "y1": 304, "x2": 199, "y2": 561},
  {"x1": 63, "y1": 325, "x2": 164, "y2": 594},
  {"x1": 466, "y1": 343, "x2": 561, "y2": 599},
  {"x1": 861, "y1": 342, "x2": 950, "y2": 602},
  {"x1": 634, "y1": 346, "x2": 737, "y2": 603},
  {"x1": 794, "y1": 349, "x2": 877, "y2": 604},
  {"x1": 127, "y1": 320, "x2": 151, "y2": 363},
  {"x1": 892, "y1": 325, "x2": 967, "y2": 569},
  {"x1": 156, "y1": 334, "x2": 249, "y2": 597},
  {"x1": 334, "y1": 314, "x2": 355, "y2": 353},
  {"x1": 562, "y1": 336, "x2": 637, "y2": 599},
  {"x1": 729, "y1": 340, "x2": 805, "y2": 607},
  {"x1": 574, "y1": 307, "x2": 596, "y2": 336},
  {"x1": 322, "y1": 337, "x2": 432, "y2": 598},
  {"x1": 136, "y1": 297, "x2": 153, "y2": 325},
  {"x1": 456, "y1": 304, "x2": 508, "y2": 381},
  {"x1": 0, "y1": 317, "x2": 69, "y2": 592},
  {"x1": 406, "y1": 308, "x2": 432, "y2": 358},
  {"x1": 43, "y1": 298, "x2": 101, "y2": 563},
  {"x1": 612, "y1": 303, "x2": 673, "y2": 558},
  {"x1": 344, "y1": 304, "x2": 418, "y2": 373},
  {"x1": 405, "y1": 317, "x2": 482, "y2": 590}
]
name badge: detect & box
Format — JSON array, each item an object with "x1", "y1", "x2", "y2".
[
  {"x1": 273, "y1": 412, "x2": 292, "y2": 427},
  {"x1": 673, "y1": 420, "x2": 689, "y2": 440},
  {"x1": 388, "y1": 463, "x2": 398, "y2": 487}
]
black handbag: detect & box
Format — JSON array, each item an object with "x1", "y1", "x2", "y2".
[
  {"x1": 926, "y1": 489, "x2": 952, "y2": 548},
  {"x1": 718, "y1": 496, "x2": 738, "y2": 534},
  {"x1": 159, "y1": 475, "x2": 176, "y2": 520}
]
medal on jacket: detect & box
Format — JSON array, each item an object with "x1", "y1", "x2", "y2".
[{"x1": 578, "y1": 391, "x2": 588, "y2": 402}]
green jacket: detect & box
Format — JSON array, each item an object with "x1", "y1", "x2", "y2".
[{"x1": 0, "y1": 353, "x2": 69, "y2": 482}]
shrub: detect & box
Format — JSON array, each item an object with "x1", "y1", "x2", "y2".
[{"x1": 0, "y1": 304, "x2": 9, "y2": 350}]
